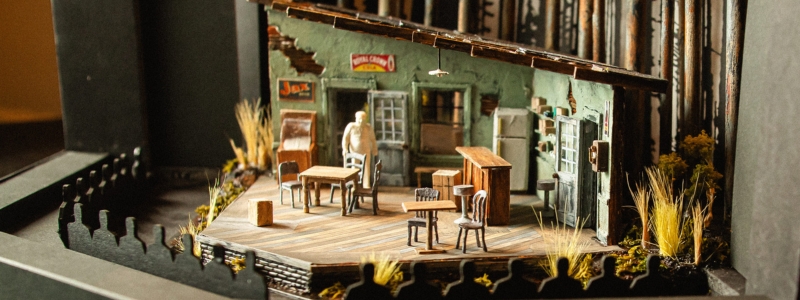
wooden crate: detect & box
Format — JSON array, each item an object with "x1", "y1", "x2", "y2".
[
  {"x1": 248, "y1": 199, "x2": 273, "y2": 226},
  {"x1": 432, "y1": 170, "x2": 462, "y2": 211}
]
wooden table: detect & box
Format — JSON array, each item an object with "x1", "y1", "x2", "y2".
[
  {"x1": 455, "y1": 146, "x2": 512, "y2": 226},
  {"x1": 402, "y1": 200, "x2": 457, "y2": 254},
  {"x1": 299, "y1": 166, "x2": 361, "y2": 216}
]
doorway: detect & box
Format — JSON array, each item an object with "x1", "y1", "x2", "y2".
[{"x1": 329, "y1": 89, "x2": 369, "y2": 167}]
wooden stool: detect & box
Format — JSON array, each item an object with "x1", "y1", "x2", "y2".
[
  {"x1": 537, "y1": 179, "x2": 555, "y2": 217},
  {"x1": 249, "y1": 198, "x2": 273, "y2": 226},
  {"x1": 453, "y1": 185, "x2": 474, "y2": 224}
]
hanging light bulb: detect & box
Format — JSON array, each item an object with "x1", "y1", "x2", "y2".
[{"x1": 428, "y1": 46, "x2": 449, "y2": 77}]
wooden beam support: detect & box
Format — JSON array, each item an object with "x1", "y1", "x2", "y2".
[
  {"x1": 531, "y1": 57, "x2": 574, "y2": 75},
  {"x1": 683, "y1": 0, "x2": 702, "y2": 136},
  {"x1": 724, "y1": 0, "x2": 747, "y2": 223},
  {"x1": 660, "y1": 0, "x2": 674, "y2": 153},
  {"x1": 433, "y1": 37, "x2": 473, "y2": 54},
  {"x1": 578, "y1": 0, "x2": 593, "y2": 59},
  {"x1": 287, "y1": 8, "x2": 336, "y2": 24},
  {"x1": 411, "y1": 31, "x2": 436, "y2": 45},
  {"x1": 545, "y1": 0, "x2": 560, "y2": 51},
  {"x1": 592, "y1": 0, "x2": 605, "y2": 62},
  {"x1": 333, "y1": 17, "x2": 415, "y2": 41},
  {"x1": 574, "y1": 68, "x2": 669, "y2": 93},
  {"x1": 471, "y1": 46, "x2": 533, "y2": 67}
]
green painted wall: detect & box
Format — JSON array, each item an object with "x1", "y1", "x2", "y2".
[
  {"x1": 530, "y1": 70, "x2": 614, "y2": 201},
  {"x1": 268, "y1": 10, "x2": 533, "y2": 166}
]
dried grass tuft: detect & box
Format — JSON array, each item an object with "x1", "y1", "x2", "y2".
[
  {"x1": 647, "y1": 167, "x2": 689, "y2": 258},
  {"x1": 628, "y1": 175, "x2": 651, "y2": 249},
  {"x1": 536, "y1": 212, "x2": 592, "y2": 282},
  {"x1": 231, "y1": 98, "x2": 274, "y2": 170},
  {"x1": 360, "y1": 252, "x2": 403, "y2": 292},
  {"x1": 692, "y1": 203, "x2": 706, "y2": 265}
]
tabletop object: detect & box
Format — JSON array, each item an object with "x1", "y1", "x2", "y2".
[
  {"x1": 299, "y1": 166, "x2": 360, "y2": 216},
  {"x1": 402, "y1": 200, "x2": 457, "y2": 254}
]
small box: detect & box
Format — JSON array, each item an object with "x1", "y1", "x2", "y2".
[
  {"x1": 248, "y1": 199, "x2": 273, "y2": 226},
  {"x1": 537, "y1": 141, "x2": 549, "y2": 152},
  {"x1": 432, "y1": 170, "x2": 461, "y2": 211},
  {"x1": 539, "y1": 118, "x2": 554, "y2": 132},
  {"x1": 531, "y1": 97, "x2": 547, "y2": 108},
  {"x1": 555, "y1": 107, "x2": 569, "y2": 116},
  {"x1": 536, "y1": 105, "x2": 552, "y2": 115}
]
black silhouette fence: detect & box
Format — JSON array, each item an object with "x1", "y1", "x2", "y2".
[{"x1": 347, "y1": 255, "x2": 687, "y2": 300}]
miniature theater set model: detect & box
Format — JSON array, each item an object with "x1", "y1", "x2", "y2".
[{"x1": 37, "y1": 0, "x2": 749, "y2": 298}]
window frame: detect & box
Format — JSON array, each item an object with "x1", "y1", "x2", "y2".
[{"x1": 411, "y1": 81, "x2": 472, "y2": 164}]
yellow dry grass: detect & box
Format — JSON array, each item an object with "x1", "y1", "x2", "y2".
[
  {"x1": 535, "y1": 212, "x2": 592, "y2": 280},
  {"x1": 207, "y1": 178, "x2": 221, "y2": 224},
  {"x1": 628, "y1": 177, "x2": 651, "y2": 248},
  {"x1": 647, "y1": 167, "x2": 688, "y2": 258},
  {"x1": 360, "y1": 252, "x2": 403, "y2": 292},
  {"x1": 176, "y1": 217, "x2": 202, "y2": 257},
  {"x1": 692, "y1": 203, "x2": 705, "y2": 265},
  {"x1": 231, "y1": 98, "x2": 274, "y2": 170}
]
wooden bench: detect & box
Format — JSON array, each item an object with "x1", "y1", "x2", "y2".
[{"x1": 414, "y1": 166, "x2": 461, "y2": 188}]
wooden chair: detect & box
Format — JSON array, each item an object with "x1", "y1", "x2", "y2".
[
  {"x1": 455, "y1": 190, "x2": 488, "y2": 253},
  {"x1": 330, "y1": 152, "x2": 366, "y2": 204},
  {"x1": 407, "y1": 188, "x2": 440, "y2": 246},
  {"x1": 349, "y1": 160, "x2": 382, "y2": 215},
  {"x1": 278, "y1": 161, "x2": 303, "y2": 208}
]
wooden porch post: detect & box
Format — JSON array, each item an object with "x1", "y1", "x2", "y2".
[
  {"x1": 683, "y1": 0, "x2": 702, "y2": 136},
  {"x1": 592, "y1": 0, "x2": 605, "y2": 62},
  {"x1": 545, "y1": 0, "x2": 560, "y2": 51},
  {"x1": 724, "y1": 0, "x2": 748, "y2": 222},
  {"x1": 660, "y1": 0, "x2": 674, "y2": 153},
  {"x1": 578, "y1": 0, "x2": 593, "y2": 59}
]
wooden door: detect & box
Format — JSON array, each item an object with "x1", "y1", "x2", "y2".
[
  {"x1": 556, "y1": 116, "x2": 581, "y2": 227},
  {"x1": 369, "y1": 91, "x2": 409, "y2": 186}
]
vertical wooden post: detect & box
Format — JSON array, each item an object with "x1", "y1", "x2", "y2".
[
  {"x1": 592, "y1": 0, "x2": 605, "y2": 62},
  {"x1": 578, "y1": 0, "x2": 593, "y2": 59},
  {"x1": 501, "y1": 0, "x2": 517, "y2": 41},
  {"x1": 545, "y1": 0, "x2": 560, "y2": 51},
  {"x1": 626, "y1": 0, "x2": 644, "y2": 71},
  {"x1": 683, "y1": 0, "x2": 702, "y2": 136},
  {"x1": 458, "y1": 0, "x2": 469, "y2": 33},
  {"x1": 724, "y1": 0, "x2": 747, "y2": 222},
  {"x1": 676, "y1": 0, "x2": 685, "y2": 142},
  {"x1": 424, "y1": 0, "x2": 433, "y2": 26},
  {"x1": 660, "y1": 0, "x2": 674, "y2": 153},
  {"x1": 609, "y1": 85, "x2": 626, "y2": 246},
  {"x1": 378, "y1": 0, "x2": 390, "y2": 16},
  {"x1": 337, "y1": 0, "x2": 354, "y2": 9}
]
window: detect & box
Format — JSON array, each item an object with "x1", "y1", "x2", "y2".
[
  {"x1": 412, "y1": 82, "x2": 472, "y2": 157},
  {"x1": 419, "y1": 89, "x2": 464, "y2": 155}
]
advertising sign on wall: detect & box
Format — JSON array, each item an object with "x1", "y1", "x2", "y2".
[
  {"x1": 278, "y1": 79, "x2": 314, "y2": 102},
  {"x1": 350, "y1": 54, "x2": 396, "y2": 72}
]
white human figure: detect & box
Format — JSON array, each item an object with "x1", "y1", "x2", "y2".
[{"x1": 342, "y1": 111, "x2": 378, "y2": 188}]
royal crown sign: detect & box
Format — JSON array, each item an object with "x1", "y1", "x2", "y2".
[{"x1": 350, "y1": 54, "x2": 396, "y2": 72}]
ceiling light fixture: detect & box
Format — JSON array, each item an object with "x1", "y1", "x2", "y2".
[{"x1": 428, "y1": 38, "x2": 449, "y2": 77}]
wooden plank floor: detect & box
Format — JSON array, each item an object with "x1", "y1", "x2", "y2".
[{"x1": 198, "y1": 176, "x2": 620, "y2": 268}]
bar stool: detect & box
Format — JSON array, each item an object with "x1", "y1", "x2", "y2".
[
  {"x1": 537, "y1": 179, "x2": 555, "y2": 217},
  {"x1": 453, "y1": 185, "x2": 474, "y2": 224}
]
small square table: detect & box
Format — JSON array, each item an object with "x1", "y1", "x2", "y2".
[
  {"x1": 299, "y1": 166, "x2": 361, "y2": 216},
  {"x1": 402, "y1": 200, "x2": 457, "y2": 254}
]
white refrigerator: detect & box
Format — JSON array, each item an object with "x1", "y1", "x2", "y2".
[{"x1": 492, "y1": 107, "x2": 532, "y2": 191}]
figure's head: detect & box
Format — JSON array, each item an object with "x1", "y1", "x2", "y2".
[
  {"x1": 460, "y1": 260, "x2": 476, "y2": 278},
  {"x1": 355, "y1": 111, "x2": 367, "y2": 125},
  {"x1": 361, "y1": 262, "x2": 376, "y2": 283},
  {"x1": 509, "y1": 258, "x2": 524, "y2": 275},
  {"x1": 556, "y1": 257, "x2": 569, "y2": 277},
  {"x1": 601, "y1": 255, "x2": 616, "y2": 275},
  {"x1": 411, "y1": 262, "x2": 428, "y2": 281}
]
